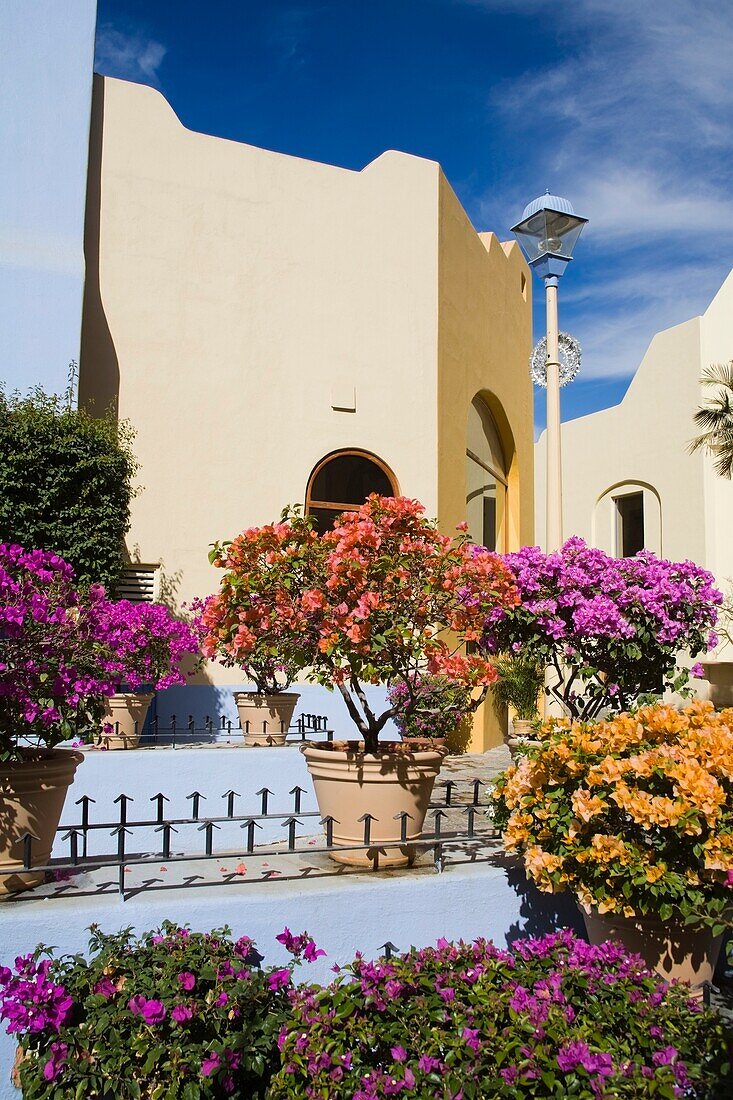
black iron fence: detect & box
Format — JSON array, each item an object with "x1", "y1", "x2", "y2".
[
  {"x1": 2, "y1": 779, "x2": 496, "y2": 901},
  {"x1": 124, "y1": 711, "x2": 332, "y2": 747}
]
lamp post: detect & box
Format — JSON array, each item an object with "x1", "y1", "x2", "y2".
[{"x1": 511, "y1": 193, "x2": 588, "y2": 551}]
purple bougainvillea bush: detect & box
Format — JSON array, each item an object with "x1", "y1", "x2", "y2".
[
  {"x1": 0, "y1": 545, "x2": 115, "y2": 760},
  {"x1": 482, "y1": 538, "x2": 722, "y2": 721},
  {"x1": 0, "y1": 543, "x2": 202, "y2": 759},
  {"x1": 270, "y1": 930, "x2": 730, "y2": 1100},
  {"x1": 95, "y1": 598, "x2": 202, "y2": 693},
  {"x1": 0, "y1": 923, "x2": 324, "y2": 1099}
]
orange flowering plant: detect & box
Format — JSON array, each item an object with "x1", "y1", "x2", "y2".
[
  {"x1": 200, "y1": 511, "x2": 320, "y2": 694},
  {"x1": 489, "y1": 700, "x2": 733, "y2": 933},
  {"x1": 201, "y1": 496, "x2": 519, "y2": 754}
]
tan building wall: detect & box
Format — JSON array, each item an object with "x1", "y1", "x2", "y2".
[
  {"x1": 80, "y1": 76, "x2": 533, "y2": 748},
  {"x1": 437, "y1": 178, "x2": 534, "y2": 745}
]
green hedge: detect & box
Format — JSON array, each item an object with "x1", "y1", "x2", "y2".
[{"x1": 0, "y1": 386, "x2": 138, "y2": 590}]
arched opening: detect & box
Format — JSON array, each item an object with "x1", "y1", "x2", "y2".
[
  {"x1": 466, "y1": 396, "x2": 508, "y2": 551},
  {"x1": 305, "y1": 449, "x2": 399, "y2": 533},
  {"x1": 593, "y1": 481, "x2": 662, "y2": 557}
]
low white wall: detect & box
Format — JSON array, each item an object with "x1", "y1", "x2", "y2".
[
  {"x1": 0, "y1": 741, "x2": 585, "y2": 1095},
  {"x1": 149, "y1": 682, "x2": 396, "y2": 739},
  {"x1": 52, "y1": 744, "x2": 318, "y2": 855},
  {"x1": 0, "y1": 853, "x2": 580, "y2": 1098}
]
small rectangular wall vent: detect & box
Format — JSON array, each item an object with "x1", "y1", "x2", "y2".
[{"x1": 116, "y1": 566, "x2": 159, "y2": 603}]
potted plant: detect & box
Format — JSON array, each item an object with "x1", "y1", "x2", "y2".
[
  {"x1": 201, "y1": 514, "x2": 319, "y2": 745},
  {"x1": 488, "y1": 699, "x2": 733, "y2": 996},
  {"x1": 490, "y1": 653, "x2": 544, "y2": 756},
  {"x1": 299, "y1": 496, "x2": 517, "y2": 866},
  {"x1": 0, "y1": 922, "x2": 325, "y2": 1096},
  {"x1": 271, "y1": 929, "x2": 729, "y2": 1098},
  {"x1": 0, "y1": 545, "x2": 113, "y2": 893},
  {"x1": 204, "y1": 496, "x2": 517, "y2": 866},
  {"x1": 387, "y1": 674, "x2": 474, "y2": 754},
  {"x1": 95, "y1": 600, "x2": 201, "y2": 750},
  {"x1": 482, "y1": 538, "x2": 722, "y2": 720}
]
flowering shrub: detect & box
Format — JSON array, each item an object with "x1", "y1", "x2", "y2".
[
  {"x1": 201, "y1": 510, "x2": 320, "y2": 693},
  {"x1": 270, "y1": 929, "x2": 729, "y2": 1098},
  {"x1": 1, "y1": 922, "x2": 324, "y2": 1098},
  {"x1": 203, "y1": 496, "x2": 519, "y2": 753},
  {"x1": 482, "y1": 538, "x2": 721, "y2": 720},
  {"x1": 387, "y1": 675, "x2": 472, "y2": 745},
  {"x1": 489, "y1": 700, "x2": 733, "y2": 932},
  {"x1": 0, "y1": 544, "x2": 115, "y2": 761},
  {"x1": 97, "y1": 599, "x2": 202, "y2": 691}
]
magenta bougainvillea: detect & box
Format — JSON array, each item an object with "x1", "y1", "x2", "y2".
[
  {"x1": 95, "y1": 599, "x2": 201, "y2": 692},
  {"x1": 270, "y1": 929, "x2": 729, "y2": 1098},
  {"x1": 0, "y1": 923, "x2": 324, "y2": 1097},
  {"x1": 0, "y1": 544, "x2": 200, "y2": 759},
  {"x1": 0, "y1": 544, "x2": 115, "y2": 758},
  {"x1": 482, "y1": 538, "x2": 722, "y2": 720}
]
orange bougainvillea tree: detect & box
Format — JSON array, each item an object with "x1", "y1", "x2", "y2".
[{"x1": 200, "y1": 495, "x2": 519, "y2": 753}]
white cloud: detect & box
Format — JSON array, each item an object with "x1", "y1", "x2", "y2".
[
  {"x1": 95, "y1": 25, "x2": 167, "y2": 87},
  {"x1": 465, "y1": 0, "x2": 733, "y2": 386}
]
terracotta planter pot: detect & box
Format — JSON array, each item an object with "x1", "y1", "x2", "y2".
[
  {"x1": 98, "y1": 692, "x2": 154, "y2": 750},
  {"x1": 0, "y1": 748, "x2": 84, "y2": 895},
  {"x1": 401, "y1": 737, "x2": 447, "y2": 751},
  {"x1": 234, "y1": 692, "x2": 300, "y2": 746},
  {"x1": 582, "y1": 908, "x2": 724, "y2": 997},
  {"x1": 506, "y1": 719, "x2": 541, "y2": 759},
  {"x1": 302, "y1": 743, "x2": 446, "y2": 868}
]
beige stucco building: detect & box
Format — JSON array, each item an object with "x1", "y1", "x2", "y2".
[
  {"x1": 536, "y1": 269, "x2": 733, "y2": 697},
  {"x1": 79, "y1": 76, "x2": 534, "y2": 747}
]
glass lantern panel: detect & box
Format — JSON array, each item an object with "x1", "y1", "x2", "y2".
[
  {"x1": 512, "y1": 211, "x2": 549, "y2": 262},
  {"x1": 541, "y1": 211, "x2": 585, "y2": 257}
]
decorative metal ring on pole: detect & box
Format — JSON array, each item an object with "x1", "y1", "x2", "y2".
[{"x1": 529, "y1": 332, "x2": 581, "y2": 388}]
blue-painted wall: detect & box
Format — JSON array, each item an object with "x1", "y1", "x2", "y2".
[{"x1": 0, "y1": 0, "x2": 97, "y2": 396}]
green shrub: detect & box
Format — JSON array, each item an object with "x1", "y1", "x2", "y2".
[
  {"x1": 491, "y1": 653, "x2": 544, "y2": 722},
  {"x1": 1, "y1": 923, "x2": 321, "y2": 1098},
  {"x1": 271, "y1": 930, "x2": 730, "y2": 1099},
  {"x1": 0, "y1": 386, "x2": 137, "y2": 590}
]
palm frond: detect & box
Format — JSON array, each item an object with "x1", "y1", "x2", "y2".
[
  {"x1": 699, "y1": 361, "x2": 733, "y2": 391},
  {"x1": 689, "y1": 361, "x2": 733, "y2": 475}
]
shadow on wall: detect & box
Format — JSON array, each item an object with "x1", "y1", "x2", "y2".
[
  {"x1": 502, "y1": 857, "x2": 586, "y2": 945},
  {"x1": 78, "y1": 76, "x2": 120, "y2": 417}
]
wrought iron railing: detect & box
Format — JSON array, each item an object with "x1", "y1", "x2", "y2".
[
  {"x1": 138, "y1": 711, "x2": 333, "y2": 747},
  {"x1": 2, "y1": 779, "x2": 495, "y2": 901}
]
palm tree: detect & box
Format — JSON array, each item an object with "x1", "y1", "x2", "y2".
[{"x1": 690, "y1": 361, "x2": 733, "y2": 478}]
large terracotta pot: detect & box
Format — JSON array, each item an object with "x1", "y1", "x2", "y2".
[
  {"x1": 582, "y1": 908, "x2": 724, "y2": 997},
  {"x1": 97, "y1": 692, "x2": 154, "y2": 750},
  {"x1": 0, "y1": 748, "x2": 84, "y2": 895},
  {"x1": 234, "y1": 692, "x2": 300, "y2": 746},
  {"x1": 302, "y1": 743, "x2": 447, "y2": 868}
]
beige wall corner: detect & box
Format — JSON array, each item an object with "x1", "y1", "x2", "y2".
[{"x1": 436, "y1": 176, "x2": 534, "y2": 750}]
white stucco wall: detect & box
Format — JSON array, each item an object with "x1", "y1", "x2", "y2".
[
  {"x1": 0, "y1": 0, "x2": 97, "y2": 395},
  {"x1": 536, "y1": 270, "x2": 733, "y2": 579},
  {"x1": 700, "y1": 273, "x2": 733, "y2": 583}
]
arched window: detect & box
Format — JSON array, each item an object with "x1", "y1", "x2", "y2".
[
  {"x1": 466, "y1": 397, "x2": 508, "y2": 551},
  {"x1": 593, "y1": 482, "x2": 662, "y2": 557},
  {"x1": 305, "y1": 449, "x2": 398, "y2": 533}
]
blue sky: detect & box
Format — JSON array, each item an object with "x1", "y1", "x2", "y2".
[{"x1": 95, "y1": 0, "x2": 733, "y2": 430}]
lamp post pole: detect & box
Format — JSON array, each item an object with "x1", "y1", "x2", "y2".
[
  {"x1": 510, "y1": 192, "x2": 587, "y2": 554},
  {"x1": 544, "y1": 275, "x2": 562, "y2": 551}
]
